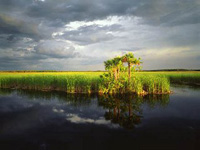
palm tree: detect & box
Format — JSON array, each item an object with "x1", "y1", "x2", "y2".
[
  {"x1": 103, "y1": 53, "x2": 142, "y2": 93},
  {"x1": 135, "y1": 57, "x2": 142, "y2": 65},
  {"x1": 104, "y1": 59, "x2": 114, "y2": 78},
  {"x1": 112, "y1": 56, "x2": 123, "y2": 79},
  {"x1": 121, "y1": 52, "x2": 136, "y2": 81},
  {"x1": 104, "y1": 59, "x2": 112, "y2": 71},
  {"x1": 104, "y1": 57, "x2": 122, "y2": 80},
  {"x1": 135, "y1": 57, "x2": 142, "y2": 72}
]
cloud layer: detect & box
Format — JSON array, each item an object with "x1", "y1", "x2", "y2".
[{"x1": 0, "y1": 0, "x2": 199, "y2": 70}]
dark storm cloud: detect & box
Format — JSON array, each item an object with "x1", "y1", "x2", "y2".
[
  {"x1": 23, "y1": 0, "x2": 200, "y2": 26},
  {"x1": 159, "y1": 6, "x2": 200, "y2": 26},
  {"x1": 0, "y1": 12, "x2": 55, "y2": 41},
  {"x1": 25, "y1": 0, "x2": 129, "y2": 24},
  {"x1": 129, "y1": 0, "x2": 200, "y2": 26},
  {"x1": 34, "y1": 40, "x2": 78, "y2": 58},
  {"x1": 0, "y1": 0, "x2": 199, "y2": 33},
  {"x1": 58, "y1": 24, "x2": 122, "y2": 45},
  {"x1": 0, "y1": 0, "x2": 199, "y2": 40},
  {"x1": 0, "y1": 0, "x2": 199, "y2": 70},
  {"x1": 0, "y1": 56, "x2": 46, "y2": 70},
  {"x1": 0, "y1": 34, "x2": 17, "y2": 48},
  {"x1": 163, "y1": 24, "x2": 200, "y2": 47},
  {"x1": 0, "y1": 34, "x2": 34, "y2": 49},
  {"x1": 0, "y1": 51, "x2": 42, "y2": 70}
]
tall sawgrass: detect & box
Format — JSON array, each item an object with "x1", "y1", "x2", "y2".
[
  {"x1": 0, "y1": 72, "x2": 172, "y2": 94},
  {"x1": 130, "y1": 75, "x2": 170, "y2": 94},
  {"x1": 135, "y1": 71, "x2": 200, "y2": 85},
  {"x1": 165, "y1": 73, "x2": 200, "y2": 85},
  {"x1": 0, "y1": 73, "x2": 102, "y2": 93}
]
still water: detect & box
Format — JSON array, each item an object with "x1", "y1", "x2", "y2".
[{"x1": 0, "y1": 85, "x2": 200, "y2": 150}]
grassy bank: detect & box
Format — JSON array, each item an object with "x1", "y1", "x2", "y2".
[
  {"x1": 0, "y1": 72, "x2": 102, "y2": 93},
  {"x1": 0, "y1": 72, "x2": 171, "y2": 95},
  {"x1": 136, "y1": 71, "x2": 200, "y2": 86},
  {"x1": 165, "y1": 72, "x2": 200, "y2": 85},
  {"x1": 1, "y1": 71, "x2": 199, "y2": 94}
]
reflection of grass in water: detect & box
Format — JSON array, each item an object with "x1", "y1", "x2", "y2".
[
  {"x1": 142, "y1": 94, "x2": 170, "y2": 108},
  {"x1": 0, "y1": 88, "x2": 13, "y2": 96},
  {"x1": 171, "y1": 84, "x2": 200, "y2": 92},
  {"x1": 16, "y1": 89, "x2": 94, "y2": 106}
]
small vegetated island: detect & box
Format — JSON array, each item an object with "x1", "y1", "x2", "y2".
[
  {"x1": 100, "y1": 53, "x2": 170, "y2": 94},
  {"x1": 0, "y1": 52, "x2": 171, "y2": 95}
]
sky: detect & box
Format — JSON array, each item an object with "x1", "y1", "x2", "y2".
[{"x1": 0, "y1": 0, "x2": 200, "y2": 70}]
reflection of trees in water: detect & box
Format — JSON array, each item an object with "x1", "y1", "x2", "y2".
[
  {"x1": 0, "y1": 89, "x2": 169, "y2": 129},
  {"x1": 98, "y1": 95, "x2": 143, "y2": 129},
  {"x1": 98, "y1": 94, "x2": 169, "y2": 129}
]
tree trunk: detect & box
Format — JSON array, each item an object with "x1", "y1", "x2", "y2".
[
  {"x1": 117, "y1": 67, "x2": 120, "y2": 79},
  {"x1": 114, "y1": 69, "x2": 118, "y2": 80},
  {"x1": 114, "y1": 107, "x2": 117, "y2": 116},
  {"x1": 129, "y1": 103, "x2": 133, "y2": 117},
  {"x1": 117, "y1": 107, "x2": 120, "y2": 119},
  {"x1": 128, "y1": 63, "x2": 131, "y2": 81}
]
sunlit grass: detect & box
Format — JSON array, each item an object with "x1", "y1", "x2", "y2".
[
  {"x1": 0, "y1": 72, "x2": 102, "y2": 93},
  {"x1": 135, "y1": 71, "x2": 200, "y2": 85},
  {"x1": 0, "y1": 71, "x2": 199, "y2": 94}
]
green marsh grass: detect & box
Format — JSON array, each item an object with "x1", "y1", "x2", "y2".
[
  {"x1": 1, "y1": 71, "x2": 199, "y2": 94},
  {"x1": 0, "y1": 71, "x2": 173, "y2": 94},
  {"x1": 0, "y1": 72, "x2": 102, "y2": 93},
  {"x1": 135, "y1": 71, "x2": 200, "y2": 86}
]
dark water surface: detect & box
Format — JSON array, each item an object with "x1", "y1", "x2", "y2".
[{"x1": 0, "y1": 85, "x2": 200, "y2": 150}]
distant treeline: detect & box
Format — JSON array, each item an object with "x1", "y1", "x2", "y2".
[
  {"x1": 143, "y1": 69, "x2": 200, "y2": 72},
  {"x1": 0, "y1": 70, "x2": 107, "y2": 72},
  {"x1": 0, "y1": 69, "x2": 199, "y2": 72}
]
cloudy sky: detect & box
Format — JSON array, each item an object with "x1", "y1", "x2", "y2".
[{"x1": 0, "y1": 0, "x2": 200, "y2": 70}]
